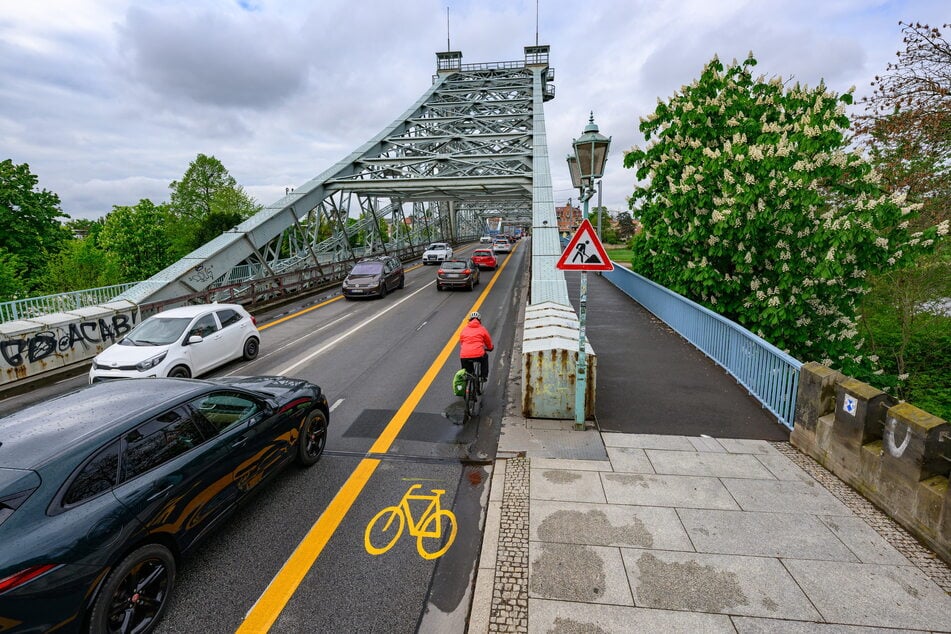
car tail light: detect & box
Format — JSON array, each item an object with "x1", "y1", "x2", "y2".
[
  {"x1": 464, "y1": 269, "x2": 471, "y2": 275},
  {"x1": 437, "y1": 269, "x2": 445, "y2": 275},
  {"x1": 250, "y1": 315, "x2": 257, "y2": 326},
  {"x1": 0, "y1": 564, "x2": 59, "y2": 594}
]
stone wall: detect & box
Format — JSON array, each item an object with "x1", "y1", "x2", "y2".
[{"x1": 791, "y1": 362, "x2": 951, "y2": 563}]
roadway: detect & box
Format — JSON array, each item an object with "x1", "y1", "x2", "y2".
[{"x1": 0, "y1": 240, "x2": 528, "y2": 633}]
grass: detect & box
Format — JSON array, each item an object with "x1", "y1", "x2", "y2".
[{"x1": 605, "y1": 246, "x2": 633, "y2": 264}]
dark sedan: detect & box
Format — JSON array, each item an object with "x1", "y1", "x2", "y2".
[
  {"x1": 0, "y1": 376, "x2": 329, "y2": 633},
  {"x1": 436, "y1": 258, "x2": 480, "y2": 291},
  {"x1": 342, "y1": 255, "x2": 405, "y2": 299}
]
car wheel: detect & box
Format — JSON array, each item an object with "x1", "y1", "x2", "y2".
[
  {"x1": 436, "y1": 284, "x2": 443, "y2": 292},
  {"x1": 467, "y1": 279, "x2": 474, "y2": 291},
  {"x1": 398, "y1": 274, "x2": 405, "y2": 289},
  {"x1": 379, "y1": 283, "x2": 387, "y2": 299},
  {"x1": 297, "y1": 409, "x2": 327, "y2": 466},
  {"x1": 168, "y1": 365, "x2": 191, "y2": 379},
  {"x1": 243, "y1": 337, "x2": 260, "y2": 361},
  {"x1": 89, "y1": 543, "x2": 176, "y2": 634}
]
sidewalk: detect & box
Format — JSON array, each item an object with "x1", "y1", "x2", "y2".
[
  {"x1": 468, "y1": 269, "x2": 951, "y2": 632},
  {"x1": 470, "y1": 429, "x2": 951, "y2": 632}
]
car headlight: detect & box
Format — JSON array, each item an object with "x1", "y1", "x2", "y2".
[{"x1": 136, "y1": 352, "x2": 167, "y2": 371}]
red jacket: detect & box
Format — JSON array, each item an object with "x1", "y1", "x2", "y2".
[{"x1": 459, "y1": 319, "x2": 493, "y2": 359}]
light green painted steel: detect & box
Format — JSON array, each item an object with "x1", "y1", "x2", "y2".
[{"x1": 117, "y1": 48, "x2": 553, "y2": 306}]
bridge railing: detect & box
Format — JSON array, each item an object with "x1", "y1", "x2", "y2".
[
  {"x1": 0, "y1": 283, "x2": 140, "y2": 323},
  {"x1": 602, "y1": 265, "x2": 802, "y2": 429}
]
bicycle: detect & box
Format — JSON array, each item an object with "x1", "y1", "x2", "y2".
[
  {"x1": 461, "y1": 358, "x2": 486, "y2": 426},
  {"x1": 364, "y1": 484, "x2": 458, "y2": 560}
]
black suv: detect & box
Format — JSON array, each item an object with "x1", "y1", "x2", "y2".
[{"x1": 342, "y1": 255, "x2": 405, "y2": 299}]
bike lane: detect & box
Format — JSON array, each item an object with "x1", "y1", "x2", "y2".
[{"x1": 236, "y1": 245, "x2": 522, "y2": 632}]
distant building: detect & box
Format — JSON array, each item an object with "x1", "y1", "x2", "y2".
[{"x1": 555, "y1": 204, "x2": 582, "y2": 234}]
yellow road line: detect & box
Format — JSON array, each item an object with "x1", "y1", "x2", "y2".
[{"x1": 236, "y1": 243, "x2": 518, "y2": 633}]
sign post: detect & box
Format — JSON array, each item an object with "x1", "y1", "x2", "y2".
[{"x1": 557, "y1": 218, "x2": 613, "y2": 430}]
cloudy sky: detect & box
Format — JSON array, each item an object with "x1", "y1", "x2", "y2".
[{"x1": 1, "y1": 0, "x2": 946, "y2": 221}]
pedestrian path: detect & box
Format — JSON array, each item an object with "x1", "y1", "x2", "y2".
[{"x1": 469, "y1": 427, "x2": 951, "y2": 633}]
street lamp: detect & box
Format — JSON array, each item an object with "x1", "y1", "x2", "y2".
[{"x1": 569, "y1": 112, "x2": 611, "y2": 431}]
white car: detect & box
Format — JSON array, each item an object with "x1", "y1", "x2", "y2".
[
  {"x1": 89, "y1": 304, "x2": 260, "y2": 383},
  {"x1": 422, "y1": 242, "x2": 453, "y2": 264},
  {"x1": 492, "y1": 238, "x2": 512, "y2": 254}
]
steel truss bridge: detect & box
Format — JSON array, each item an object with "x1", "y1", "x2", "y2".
[{"x1": 118, "y1": 45, "x2": 559, "y2": 309}]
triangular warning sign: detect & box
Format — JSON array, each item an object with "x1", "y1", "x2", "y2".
[{"x1": 556, "y1": 218, "x2": 614, "y2": 271}]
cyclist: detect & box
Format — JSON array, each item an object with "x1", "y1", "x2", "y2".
[{"x1": 459, "y1": 311, "x2": 493, "y2": 383}]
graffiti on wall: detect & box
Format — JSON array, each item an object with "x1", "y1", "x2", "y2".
[{"x1": 1, "y1": 312, "x2": 138, "y2": 368}]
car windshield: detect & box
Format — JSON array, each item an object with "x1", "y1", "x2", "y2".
[
  {"x1": 474, "y1": 250, "x2": 492, "y2": 257},
  {"x1": 120, "y1": 317, "x2": 193, "y2": 346},
  {"x1": 350, "y1": 262, "x2": 383, "y2": 276},
  {"x1": 428, "y1": 243, "x2": 447, "y2": 250},
  {"x1": 442, "y1": 261, "x2": 467, "y2": 270}
]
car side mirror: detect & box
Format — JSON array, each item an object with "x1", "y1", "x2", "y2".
[{"x1": 187, "y1": 335, "x2": 203, "y2": 345}]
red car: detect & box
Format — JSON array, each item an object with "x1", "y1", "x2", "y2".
[{"x1": 471, "y1": 248, "x2": 498, "y2": 270}]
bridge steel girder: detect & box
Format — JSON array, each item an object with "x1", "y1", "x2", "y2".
[{"x1": 117, "y1": 48, "x2": 556, "y2": 309}]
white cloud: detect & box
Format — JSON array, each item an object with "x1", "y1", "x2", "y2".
[{"x1": 0, "y1": 0, "x2": 947, "y2": 220}]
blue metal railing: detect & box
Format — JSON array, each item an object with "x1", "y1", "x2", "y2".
[
  {"x1": 602, "y1": 265, "x2": 802, "y2": 429},
  {"x1": 0, "y1": 283, "x2": 141, "y2": 324}
]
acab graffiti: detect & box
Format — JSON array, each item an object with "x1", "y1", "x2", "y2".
[{"x1": 1, "y1": 312, "x2": 138, "y2": 368}]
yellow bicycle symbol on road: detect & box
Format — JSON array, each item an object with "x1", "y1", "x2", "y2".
[{"x1": 364, "y1": 484, "x2": 458, "y2": 560}]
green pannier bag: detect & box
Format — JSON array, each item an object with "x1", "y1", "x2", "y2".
[{"x1": 452, "y1": 369, "x2": 467, "y2": 397}]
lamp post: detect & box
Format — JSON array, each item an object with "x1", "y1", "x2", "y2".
[{"x1": 568, "y1": 112, "x2": 611, "y2": 431}]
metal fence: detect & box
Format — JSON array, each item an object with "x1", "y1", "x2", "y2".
[
  {"x1": 602, "y1": 265, "x2": 802, "y2": 429},
  {"x1": 0, "y1": 283, "x2": 141, "y2": 324}
]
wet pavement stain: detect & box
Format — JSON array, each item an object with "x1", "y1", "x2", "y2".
[
  {"x1": 603, "y1": 473, "x2": 650, "y2": 488},
  {"x1": 531, "y1": 543, "x2": 607, "y2": 602},
  {"x1": 761, "y1": 596, "x2": 779, "y2": 612},
  {"x1": 634, "y1": 552, "x2": 749, "y2": 612},
  {"x1": 537, "y1": 509, "x2": 654, "y2": 548},
  {"x1": 548, "y1": 616, "x2": 609, "y2": 634},
  {"x1": 543, "y1": 470, "x2": 582, "y2": 484}
]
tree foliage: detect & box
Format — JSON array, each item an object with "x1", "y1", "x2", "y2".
[
  {"x1": 167, "y1": 154, "x2": 260, "y2": 256},
  {"x1": 0, "y1": 249, "x2": 26, "y2": 302},
  {"x1": 98, "y1": 200, "x2": 174, "y2": 282},
  {"x1": 0, "y1": 159, "x2": 70, "y2": 291},
  {"x1": 623, "y1": 54, "x2": 944, "y2": 373},
  {"x1": 856, "y1": 21, "x2": 950, "y2": 230},
  {"x1": 42, "y1": 237, "x2": 122, "y2": 293},
  {"x1": 853, "y1": 21, "x2": 950, "y2": 411}
]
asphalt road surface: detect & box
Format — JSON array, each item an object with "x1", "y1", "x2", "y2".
[{"x1": 0, "y1": 241, "x2": 528, "y2": 633}]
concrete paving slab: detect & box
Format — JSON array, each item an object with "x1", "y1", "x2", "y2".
[
  {"x1": 606, "y1": 446, "x2": 655, "y2": 473},
  {"x1": 528, "y1": 542, "x2": 633, "y2": 606},
  {"x1": 601, "y1": 432, "x2": 696, "y2": 451},
  {"x1": 677, "y1": 509, "x2": 859, "y2": 561},
  {"x1": 690, "y1": 436, "x2": 729, "y2": 453},
  {"x1": 817, "y1": 515, "x2": 911, "y2": 566},
  {"x1": 717, "y1": 438, "x2": 782, "y2": 455},
  {"x1": 499, "y1": 419, "x2": 608, "y2": 459},
  {"x1": 731, "y1": 615, "x2": 932, "y2": 633},
  {"x1": 782, "y1": 559, "x2": 951, "y2": 631},
  {"x1": 601, "y1": 472, "x2": 740, "y2": 510},
  {"x1": 646, "y1": 449, "x2": 777, "y2": 479},
  {"x1": 531, "y1": 458, "x2": 612, "y2": 472},
  {"x1": 530, "y1": 468, "x2": 606, "y2": 503},
  {"x1": 755, "y1": 452, "x2": 817, "y2": 483},
  {"x1": 621, "y1": 549, "x2": 821, "y2": 621},
  {"x1": 721, "y1": 477, "x2": 853, "y2": 515},
  {"x1": 530, "y1": 500, "x2": 693, "y2": 551},
  {"x1": 529, "y1": 599, "x2": 736, "y2": 634}
]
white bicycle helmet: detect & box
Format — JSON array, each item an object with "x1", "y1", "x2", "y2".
[{"x1": 468, "y1": 311, "x2": 481, "y2": 321}]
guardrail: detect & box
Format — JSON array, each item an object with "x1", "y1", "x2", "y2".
[
  {"x1": 602, "y1": 265, "x2": 802, "y2": 429},
  {"x1": 0, "y1": 283, "x2": 141, "y2": 324}
]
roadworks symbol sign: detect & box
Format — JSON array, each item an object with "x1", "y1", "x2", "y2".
[{"x1": 556, "y1": 218, "x2": 614, "y2": 271}]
